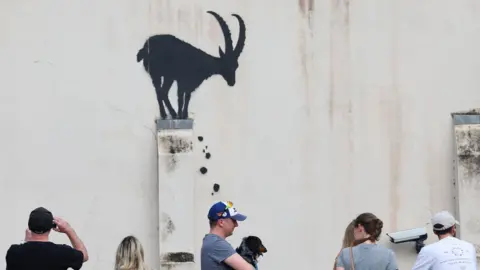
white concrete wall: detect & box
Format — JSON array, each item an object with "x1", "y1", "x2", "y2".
[{"x1": 2, "y1": 0, "x2": 480, "y2": 269}]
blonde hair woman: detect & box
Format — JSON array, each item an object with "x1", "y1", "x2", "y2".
[
  {"x1": 115, "y1": 235, "x2": 149, "y2": 270},
  {"x1": 341, "y1": 220, "x2": 356, "y2": 249},
  {"x1": 333, "y1": 220, "x2": 356, "y2": 270}
]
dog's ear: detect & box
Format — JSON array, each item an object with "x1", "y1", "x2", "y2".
[{"x1": 244, "y1": 236, "x2": 258, "y2": 251}]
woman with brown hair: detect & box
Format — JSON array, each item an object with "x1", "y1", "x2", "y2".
[{"x1": 335, "y1": 213, "x2": 398, "y2": 270}]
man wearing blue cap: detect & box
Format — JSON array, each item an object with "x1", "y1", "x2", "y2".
[{"x1": 201, "y1": 201, "x2": 254, "y2": 270}]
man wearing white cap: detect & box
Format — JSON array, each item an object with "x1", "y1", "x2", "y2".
[
  {"x1": 412, "y1": 210, "x2": 477, "y2": 270},
  {"x1": 201, "y1": 201, "x2": 254, "y2": 270}
]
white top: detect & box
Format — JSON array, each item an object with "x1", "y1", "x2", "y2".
[{"x1": 412, "y1": 236, "x2": 477, "y2": 270}]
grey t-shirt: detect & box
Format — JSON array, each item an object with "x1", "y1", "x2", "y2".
[
  {"x1": 336, "y1": 243, "x2": 398, "y2": 270},
  {"x1": 201, "y1": 234, "x2": 236, "y2": 270}
]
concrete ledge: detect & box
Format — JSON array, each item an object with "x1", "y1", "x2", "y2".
[
  {"x1": 452, "y1": 115, "x2": 480, "y2": 125},
  {"x1": 156, "y1": 119, "x2": 194, "y2": 130}
]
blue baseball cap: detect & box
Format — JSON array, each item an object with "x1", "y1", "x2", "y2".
[{"x1": 208, "y1": 201, "x2": 247, "y2": 221}]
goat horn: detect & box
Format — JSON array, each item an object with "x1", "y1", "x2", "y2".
[
  {"x1": 207, "y1": 11, "x2": 233, "y2": 54},
  {"x1": 231, "y1": 14, "x2": 246, "y2": 58}
]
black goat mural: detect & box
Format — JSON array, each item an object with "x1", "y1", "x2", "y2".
[{"x1": 136, "y1": 11, "x2": 246, "y2": 119}]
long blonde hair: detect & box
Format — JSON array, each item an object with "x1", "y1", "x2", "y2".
[
  {"x1": 115, "y1": 235, "x2": 148, "y2": 270},
  {"x1": 341, "y1": 220, "x2": 356, "y2": 248},
  {"x1": 333, "y1": 220, "x2": 356, "y2": 270}
]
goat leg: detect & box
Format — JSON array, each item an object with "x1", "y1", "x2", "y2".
[
  {"x1": 177, "y1": 91, "x2": 185, "y2": 119},
  {"x1": 164, "y1": 97, "x2": 177, "y2": 119},
  {"x1": 154, "y1": 81, "x2": 167, "y2": 119},
  {"x1": 161, "y1": 78, "x2": 177, "y2": 119},
  {"x1": 182, "y1": 92, "x2": 192, "y2": 119}
]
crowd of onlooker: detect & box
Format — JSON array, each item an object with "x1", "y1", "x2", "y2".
[
  {"x1": 332, "y1": 210, "x2": 478, "y2": 270},
  {"x1": 5, "y1": 207, "x2": 149, "y2": 270},
  {"x1": 5, "y1": 203, "x2": 478, "y2": 270}
]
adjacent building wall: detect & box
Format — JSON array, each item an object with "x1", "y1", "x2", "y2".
[
  {"x1": 2, "y1": 0, "x2": 480, "y2": 269},
  {"x1": 452, "y1": 111, "x2": 480, "y2": 262}
]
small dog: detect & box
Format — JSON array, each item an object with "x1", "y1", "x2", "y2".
[{"x1": 236, "y1": 236, "x2": 267, "y2": 269}]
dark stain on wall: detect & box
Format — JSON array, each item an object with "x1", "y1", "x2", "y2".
[
  {"x1": 165, "y1": 217, "x2": 175, "y2": 235},
  {"x1": 161, "y1": 136, "x2": 193, "y2": 153},
  {"x1": 198, "y1": 136, "x2": 204, "y2": 142},
  {"x1": 205, "y1": 152, "x2": 211, "y2": 159},
  {"x1": 161, "y1": 213, "x2": 176, "y2": 241},
  {"x1": 136, "y1": 11, "x2": 247, "y2": 120},
  {"x1": 159, "y1": 136, "x2": 193, "y2": 171},
  {"x1": 162, "y1": 252, "x2": 194, "y2": 263},
  {"x1": 200, "y1": 167, "x2": 208, "y2": 174},
  {"x1": 457, "y1": 127, "x2": 480, "y2": 177}
]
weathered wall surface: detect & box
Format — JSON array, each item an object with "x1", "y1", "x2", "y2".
[
  {"x1": 452, "y1": 113, "x2": 480, "y2": 261},
  {"x1": 2, "y1": 0, "x2": 480, "y2": 269}
]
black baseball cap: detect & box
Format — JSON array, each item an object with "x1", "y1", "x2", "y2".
[{"x1": 28, "y1": 207, "x2": 55, "y2": 234}]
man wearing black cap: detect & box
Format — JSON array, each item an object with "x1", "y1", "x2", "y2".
[{"x1": 5, "y1": 207, "x2": 89, "y2": 270}]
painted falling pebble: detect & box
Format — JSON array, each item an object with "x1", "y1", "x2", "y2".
[
  {"x1": 197, "y1": 137, "x2": 218, "y2": 195},
  {"x1": 198, "y1": 136, "x2": 211, "y2": 174},
  {"x1": 211, "y1": 183, "x2": 220, "y2": 196}
]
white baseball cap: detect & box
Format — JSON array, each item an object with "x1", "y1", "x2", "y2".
[{"x1": 431, "y1": 210, "x2": 460, "y2": 231}]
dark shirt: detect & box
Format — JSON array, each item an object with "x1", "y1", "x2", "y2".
[{"x1": 6, "y1": 241, "x2": 84, "y2": 270}]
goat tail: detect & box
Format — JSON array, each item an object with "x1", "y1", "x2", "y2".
[{"x1": 136, "y1": 47, "x2": 146, "y2": 62}]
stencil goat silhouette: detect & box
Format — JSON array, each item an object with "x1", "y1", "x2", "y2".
[{"x1": 136, "y1": 11, "x2": 246, "y2": 119}]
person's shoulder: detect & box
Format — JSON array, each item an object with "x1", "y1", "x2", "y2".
[
  {"x1": 377, "y1": 245, "x2": 397, "y2": 258},
  {"x1": 376, "y1": 244, "x2": 394, "y2": 252},
  {"x1": 339, "y1": 246, "x2": 352, "y2": 257},
  {"x1": 6, "y1": 243, "x2": 21, "y2": 256},
  {"x1": 53, "y1": 243, "x2": 80, "y2": 253},
  {"x1": 204, "y1": 234, "x2": 229, "y2": 243},
  {"x1": 349, "y1": 244, "x2": 395, "y2": 256},
  {"x1": 455, "y1": 238, "x2": 475, "y2": 246},
  {"x1": 202, "y1": 234, "x2": 230, "y2": 247},
  {"x1": 7, "y1": 243, "x2": 21, "y2": 250},
  {"x1": 456, "y1": 239, "x2": 477, "y2": 251},
  {"x1": 416, "y1": 241, "x2": 439, "y2": 255}
]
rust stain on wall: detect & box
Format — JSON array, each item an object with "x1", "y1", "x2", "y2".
[
  {"x1": 388, "y1": 131, "x2": 401, "y2": 232},
  {"x1": 299, "y1": 30, "x2": 311, "y2": 117},
  {"x1": 299, "y1": 0, "x2": 315, "y2": 16},
  {"x1": 299, "y1": 0, "x2": 315, "y2": 27},
  {"x1": 176, "y1": 9, "x2": 190, "y2": 30},
  {"x1": 328, "y1": 0, "x2": 351, "y2": 127},
  {"x1": 332, "y1": 0, "x2": 350, "y2": 24},
  {"x1": 380, "y1": 89, "x2": 402, "y2": 232},
  {"x1": 389, "y1": 5, "x2": 401, "y2": 232},
  {"x1": 298, "y1": 0, "x2": 315, "y2": 117},
  {"x1": 193, "y1": 6, "x2": 204, "y2": 41}
]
